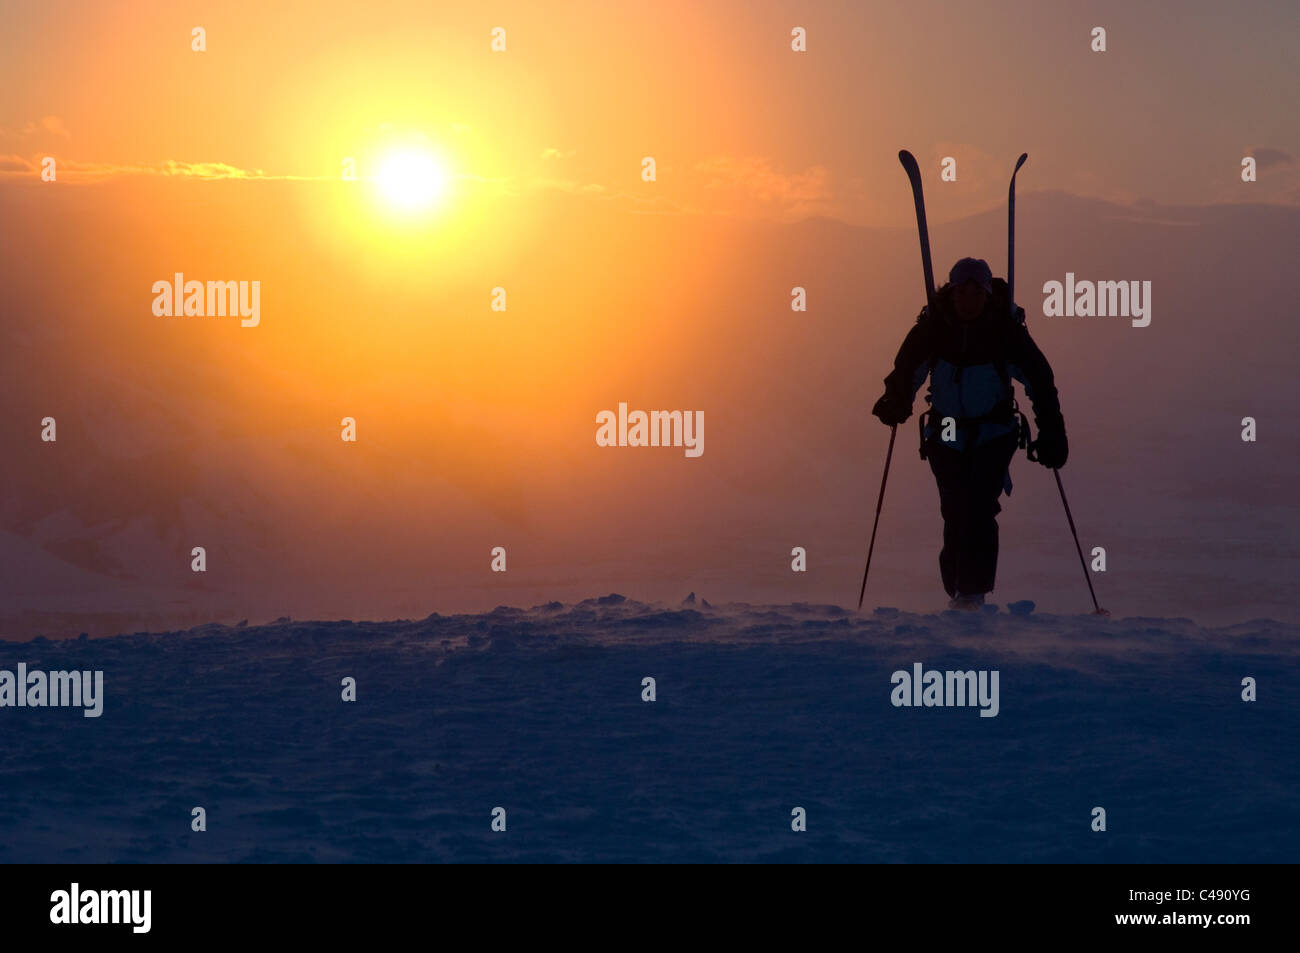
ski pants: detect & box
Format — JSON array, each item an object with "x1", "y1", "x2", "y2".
[{"x1": 925, "y1": 430, "x2": 1020, "y2": 597}]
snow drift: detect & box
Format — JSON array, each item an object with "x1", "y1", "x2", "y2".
[{"x1": 1, "y1": 595, "x2": 1296, "y2": 862}]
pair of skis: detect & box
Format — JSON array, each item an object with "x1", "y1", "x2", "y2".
[
  {"x1": 897, "y1": 149, "x2": 1026, "y2": 334},
  {"x1": 856, "y1": 150, "x2": 1106, "y2": 616}
]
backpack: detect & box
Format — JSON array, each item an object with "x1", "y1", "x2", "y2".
[{"x1": 916, "y1": 278, "x2": 1036, "y2": 460}]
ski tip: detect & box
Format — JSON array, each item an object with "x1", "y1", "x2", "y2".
[{"x1": 1015, "y1": 152, "x2": 1028, "y2": 168}]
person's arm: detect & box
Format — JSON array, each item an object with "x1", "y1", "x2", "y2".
[
  {"x1": 881, "y1": 308, "x2": 934, "y2": 401},
  {"x1": 1006, "y1": 311, "x2": 1068, "y2": 467},
  {"x1": 1006, "y1": 316, "x2": 1063, "y2": 430}
]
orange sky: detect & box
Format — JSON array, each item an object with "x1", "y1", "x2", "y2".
[
  {"x1": 1, "y1": 0, "x2": 1298, "y2": 635},
  {"x1": 5, "y1": 0, "x2": 1298, "y2": 221}
]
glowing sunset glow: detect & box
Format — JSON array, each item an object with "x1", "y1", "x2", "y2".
[
  {"x1": 0, "y1": 0, "x2": 1296, "y2": 642},
  {"x1": 374, "y1": 149, "x2": 448, "y2": 214}
]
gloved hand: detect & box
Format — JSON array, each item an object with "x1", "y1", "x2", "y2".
[
  {"x1": 872, "y1": 390, "x2": 912, "y2": 426},
  {"x1": 1033, "y1": 426, "x2": 1068, "y2": 469}
]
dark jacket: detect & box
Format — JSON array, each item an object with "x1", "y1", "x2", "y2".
[{"x1": 882, "y1": 278, "x2": 1064, "y2": 453}]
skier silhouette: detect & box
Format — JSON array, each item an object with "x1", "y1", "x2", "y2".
[{"x1": 871, "y1": 257, "x2": 1068, "y2": 610}]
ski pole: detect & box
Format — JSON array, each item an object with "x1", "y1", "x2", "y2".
[
  {"x1": 857, "y1": 423, "x2": 898, "y2": 611},
  {"x1": 1052, "y1": 468, "x2": 1109, "y2": 616}
]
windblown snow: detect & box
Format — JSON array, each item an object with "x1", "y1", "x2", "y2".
[{"x1": 2, "y1": 595, "x2": 1296, "y2": 862}]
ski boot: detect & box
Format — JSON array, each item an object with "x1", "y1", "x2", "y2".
[{"x1": 947, "y1": 592, "x2": 985, "y2": 611}]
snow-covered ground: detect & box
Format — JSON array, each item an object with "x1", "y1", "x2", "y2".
[{"x1": 1, "y1": 595, "x2": 1296, "y2": 862}]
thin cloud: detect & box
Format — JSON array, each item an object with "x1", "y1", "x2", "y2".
[
  {"x1": 695, "y1": 156, "x2": 831, "y2": 205},
  {"x1": 927, "y1": 142, "x2": 1000, "y2": 189},
  {"x1": 533, "y1": 176, "x2": 605, "y2": 194},
  {"x1": 0, "y1": 156, "x2": 329, "y2": 181},
  {"x1": 21, "y1": 115, "x2": 71, "y2": 138},
  {"x1": 162, "y1": 160, "x2": 270, "y2": 179},
  {"x1": 526, "y1": 174, "x2": 694, "y2": 214},
  {"x1": 528, "y1": 155, "x2": 831, "y2": 219},
  {"x1": 1248, "y1": 147, "x2": 1294, "y2": 170}
]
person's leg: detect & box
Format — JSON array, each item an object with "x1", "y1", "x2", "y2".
[
  {"x1": 926, "y1": 439, "x2": 967, "y2": 598},
  {"x1": 952, "y1": 432, "x2": 1020, "y2": 595}
]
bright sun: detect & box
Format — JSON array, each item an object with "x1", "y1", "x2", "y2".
[{"x1": 375, "y1": 149, "x2": 448, "y2": 213}]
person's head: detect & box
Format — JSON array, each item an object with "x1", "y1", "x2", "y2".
[{"x1": 947, "y1": 257, "x2": 992, "y2": 321}]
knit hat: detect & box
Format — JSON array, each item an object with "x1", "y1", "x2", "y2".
[{"x1": 948, "y1": 257, "x2": 993, "y2": 293}]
